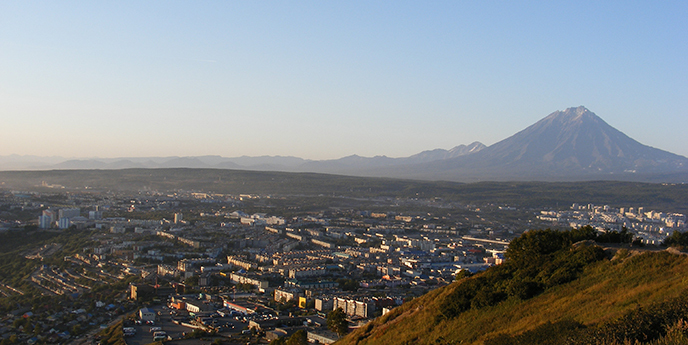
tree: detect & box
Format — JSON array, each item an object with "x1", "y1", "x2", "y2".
[
  {"x1": 24, "y1": 318, "x2": 32, "y2": 334},
  {"x1": 184, "y1": 275, "x2": 199, "y2": 287},
  {"x1": 327, "y1": 308, "x2": 348, "y2": 336},
  {"x1": 236, "y1": 283, "x2": 254, "y2": 292},
  {"x1": 285, "y1": 329, "x2": 308, "y2": 345},
  {"x1": 664, "y1": 230, "x2": 688, "y2": 247},
  {"x1": 337, "y1": 278, "x2": 359, "y2": 292},
  {"x1": 72, "y1": 324, "x2": 81, "y2": 336},
  {"x1": 506, "y1": 229, "x2": 568, "y2": 267},
  {"x1": 596, "y1": 227, "x2": 633, "y2": 244},
  {"x1": 269, "y1": 338, "x2": 286, "y2": 345},
  {"x1": 455, "y1": 269, "x2": 473, "y2": 281}
]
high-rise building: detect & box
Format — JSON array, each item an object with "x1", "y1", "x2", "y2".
[
  {"x1": 42, "y1": 209, "x2": 56, "y2": 223},
  {"x1": 174, "y1": 213, "x2": 183, "y2": 224},
  {"x1": 38, "y1": 215, "x2": 52, "y2": 229},
  {"x1": 89, "y1": 211, "x2": 103, "y2": 220},
  {"x1": 58, "y1": 217, "x2": 71, "y2": 229}
]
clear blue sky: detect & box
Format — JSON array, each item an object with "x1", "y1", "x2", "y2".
[{"x1": 1, "y1": 1, "x2": 686, "y2": 159}]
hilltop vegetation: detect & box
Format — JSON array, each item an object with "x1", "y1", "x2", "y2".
[{"x1": 337, "y1": 228, "x2": 688, "y2": 345}]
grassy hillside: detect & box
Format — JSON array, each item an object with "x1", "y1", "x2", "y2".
[{"x1": 337, "y1": 230, "x2": 688, "y2": 345}]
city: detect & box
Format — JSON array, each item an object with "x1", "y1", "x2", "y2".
[
  {"x1": 0, "y1": 184, "x2": 684, "y2": 345},
  {"x1": 3, "y1": 1, "x2": 687, "y2": 343}
]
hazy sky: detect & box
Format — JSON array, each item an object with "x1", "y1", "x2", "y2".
[{"x1": 1, "y1": 1, "x2": 687, "y2": 159}]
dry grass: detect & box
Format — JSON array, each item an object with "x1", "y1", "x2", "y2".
[{"x1": 337, "y1": 249, "x2": 688, "y2": 345}]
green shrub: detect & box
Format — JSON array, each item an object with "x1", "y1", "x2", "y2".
[{"x1": 438, "y1": 228, "x2": 607, "y2": 321}]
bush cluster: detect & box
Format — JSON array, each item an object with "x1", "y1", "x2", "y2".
[
  {"x1": 663, "y1": 231, "x2": 688, "y2": 247},
  {"x1": 438, "y1": 227, "x2": 612, "y2": 321}
]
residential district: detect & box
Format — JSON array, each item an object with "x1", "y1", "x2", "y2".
[{"x1": 0, "y1": 188, "x2": 685, "y2": 345}]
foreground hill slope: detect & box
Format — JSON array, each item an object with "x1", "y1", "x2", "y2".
[{"x1": 337, "y1": 229, "x2": 688, "y2": 345}]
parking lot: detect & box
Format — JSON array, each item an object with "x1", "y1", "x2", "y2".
[{"x1": 124, "y1": 305, "x2": 250, "y2": 345}]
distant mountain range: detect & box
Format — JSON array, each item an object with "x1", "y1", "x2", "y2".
[
  {"x1": 2, "y1": 107, "x2": 687, "y2": 182},
  {"x1": 377, "y1": 106, "x2": 688, "y2": 182}
]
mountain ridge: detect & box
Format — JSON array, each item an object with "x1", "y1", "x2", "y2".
[
  {"x1": 365, "y1": 106, "x2": 688, "y2": 181},
  {"x1": 2, "y1": 107, "x2": 686, "y2": 183}
]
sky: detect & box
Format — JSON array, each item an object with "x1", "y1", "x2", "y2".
[{"x1": 1, "y1": 1, "x2": 687, "y2": 160}]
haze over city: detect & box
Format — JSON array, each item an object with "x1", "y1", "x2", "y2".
[{"x1": 1, "y1": 1, "x2": 687, "y2": 160}]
